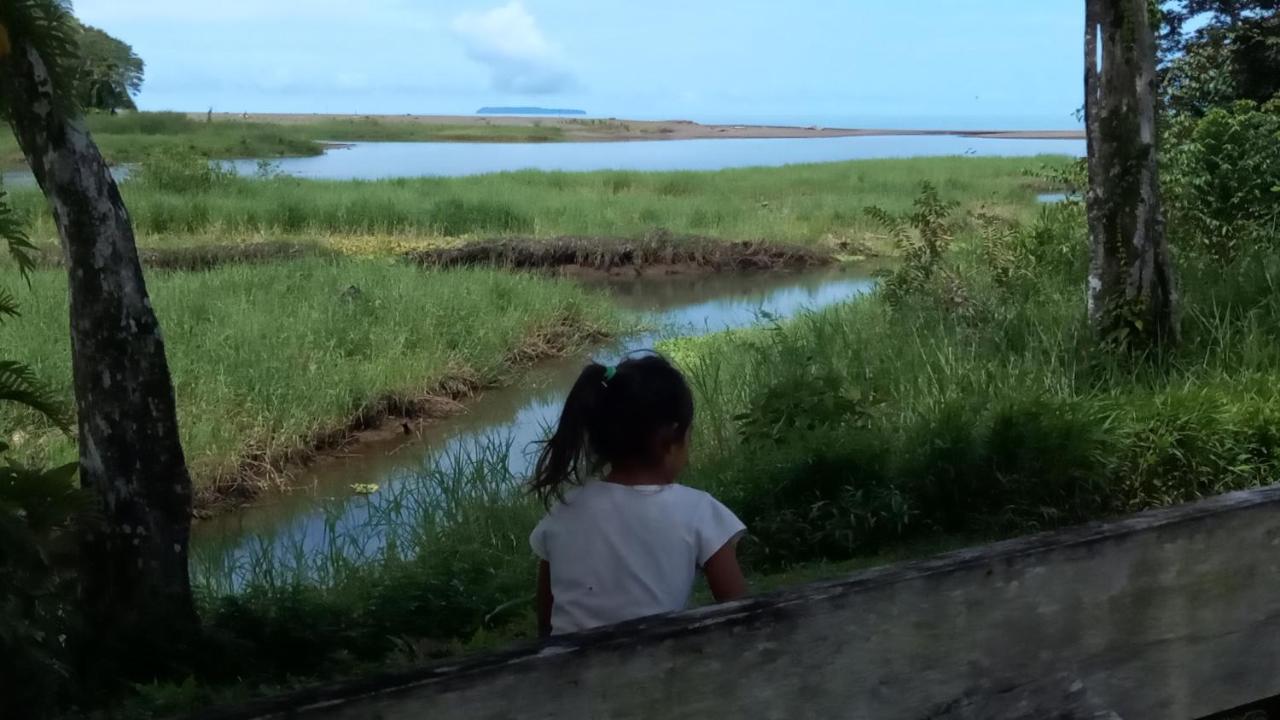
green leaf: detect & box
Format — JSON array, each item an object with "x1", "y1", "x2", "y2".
[
  {"x1": 0, "y1": 286, "x2": 20, "y2": 319},
  {"x1": 0, "y1": 360, "x2": 69, "y2": 432},
  {"x1": 0, "y1": 184, "x2": 38, "y2": 285}
]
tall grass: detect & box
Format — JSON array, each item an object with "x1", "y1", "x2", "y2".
[
  {"x1": 664, "y1": 205, "x2": 1280, "y2": 569},
  {"x1": 146, "y1": 198, "x2": 1280, "y2": 710},
  {"x1": 0, "y1": 112, "x2": 567, "y2": 168},
  {"x1": 9, "y1": 156, "x2": 1071, "y2": 251},
  {"x1": 0, "y1": 259, "x2": 620, "y2": 493}
]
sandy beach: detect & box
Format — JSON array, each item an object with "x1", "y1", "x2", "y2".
[{"x1": 195, "y1": 112, "x2": 1085, "y2": 142}]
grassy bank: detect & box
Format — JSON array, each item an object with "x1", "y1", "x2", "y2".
[
  {"x1": 666, "y1": 203, "x2": 1280, "y2": 570},
  {"x1": 0, "y1": 258, "x2": 620, "y2": 501},
  {"x1": 0, "y1": 112, "x2": 567, "y2": 168},
  {"x1": 152, "y1": 198, "x2": 1280, "y2": 717},
  {"x1": 9, "y1": 156, "x2": 1070, "y2": 256}
]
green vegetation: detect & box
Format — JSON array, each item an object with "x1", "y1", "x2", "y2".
[
  {"x1": 163, "y1": 190, "x2": 1280, "y2": 716},
  {"x1": 670, "y1": 207, "x2": 1280, "y2": 569},
  {"x1": 8, "y1": 155, "x2": 1068, "y2": 253},
  {"x1": 0, "y1": 180, "x2": 83, "y2": 719},
  {"x1": 1164, "y1": 98, "x2": 1280, "y2": 264},
  {"x1": 0, "y1": 259, "x2": 620, "y2": 498},
  {"x1": 0, "y1": 112, "x2": 569, "y2": 168},
  {"x1": 75, "y1": 23, "x2": 144, "y2": 112},
  {"x1": 1161, "y1": 1, "x2": 1280, "y2": 118}
]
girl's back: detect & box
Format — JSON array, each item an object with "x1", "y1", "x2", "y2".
[
  {"x1": 531, "y1": 480, "x2": 744, "y2": 634},
  {"x1": 528, "y1": 354, "x2": 747, "y2": 636}
]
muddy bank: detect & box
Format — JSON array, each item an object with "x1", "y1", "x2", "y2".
[
  {"x1": 406, "y1": 234, "x2": 833, "y2": 274},
  {"x1": 193, "y1": 320, "x2": 610, "y2": 516},
  {"x1": 30, "y1": 240, "x2": 333, "y2": 272},
  {"x1": 30, "y1": 235, "x2": 833, "y2": 276}
]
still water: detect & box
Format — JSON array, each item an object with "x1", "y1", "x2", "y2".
[
  {"x1": 2, "y1": 135, "x2": 1083, "y2": 186},
  {"x1": 194, "y1": 266, "x2": 877, "y2": 582},
  {"x1": 224, "y1": 135, "x2": 1085, "y2": 181}
]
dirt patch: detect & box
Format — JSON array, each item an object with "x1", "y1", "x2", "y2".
[{"x1": 405, "y1": 233, "x2": 833, "y2": 274}]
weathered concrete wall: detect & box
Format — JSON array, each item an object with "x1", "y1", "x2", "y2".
[{"x1": 193, "y1": 486, "x2": 1280, "y2": 720}]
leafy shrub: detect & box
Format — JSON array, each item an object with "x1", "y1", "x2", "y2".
[
  {"x1": 1165, "y1": 99, "x2": 1280, "y2": 264},
  {"x1": 864, "y1": 181, "x2": 958, "y2": 307},
  {"x1": 129, "y1": 148, "x2": 238, "y2": 193}
]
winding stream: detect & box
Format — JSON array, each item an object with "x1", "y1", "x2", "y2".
[{"x1": 193, "y1": 266, "x2": 877, "y2": 582}]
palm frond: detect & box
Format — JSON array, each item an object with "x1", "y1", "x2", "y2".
[
  {"x1": 0, "y1": 360, "x2": 68, "y2": 432},
  {"x1": 0, "y1": 287, "x2": 19, "y2": 320},
  {"x1": 0, "y1": 185, "x2": 37, "y2": 284},
  {"x1": 0, "y1": 0, "x2": 81, "y2": 119}
]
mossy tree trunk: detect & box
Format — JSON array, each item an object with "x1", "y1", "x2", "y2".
[
  {"x1": 1084, "y1": 0, "x2": 1179, "y2": 347},
  {"x1": 0, "y1": 30, "x2": 197, "y2": 684}
]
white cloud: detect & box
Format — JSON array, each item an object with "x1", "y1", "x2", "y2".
[{"x1": 451, "y1": 1, "x2": 575, "y2": 95}]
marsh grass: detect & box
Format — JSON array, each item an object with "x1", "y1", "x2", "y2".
[
  {"x1": 8, "y1": 156, "x2": 1071, "y2": 252},
  {"x1": 0, "y1": 259, "x2": 621, "y2": 497},
  {"x1": 0, "y1": 112, "x2": 567, "y2": 168}
]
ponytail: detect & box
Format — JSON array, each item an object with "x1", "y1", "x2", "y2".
[
  {"x1": 529, "y1": 354, "x2": 695, "y2": 507},
  {"x1": 529, "y1": 362, "x2": 609, "y2": 506}
]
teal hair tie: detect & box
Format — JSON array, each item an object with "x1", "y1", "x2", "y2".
[{"x1": 603, "y1": 365, "x2": 618, "y2": 382}]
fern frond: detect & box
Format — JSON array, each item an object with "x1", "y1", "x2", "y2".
[{"x1": 0, "y1": 360, "x2": 68, "y2": 432}]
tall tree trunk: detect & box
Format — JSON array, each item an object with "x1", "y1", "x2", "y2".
[
  {"x1": 1085, "y1": 0, "x2": 1179, "y2": 346},
  {"x1": 1, "y1": 37, "x2": 197, "y2": 681}
]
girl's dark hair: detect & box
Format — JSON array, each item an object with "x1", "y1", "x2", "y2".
[{"x1": 530, "y1": 353, "x2": 694, "y2": 506}]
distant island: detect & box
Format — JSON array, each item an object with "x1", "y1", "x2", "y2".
[{"x1": 476, "y1": 107, "x2": 587, "y2": 116}]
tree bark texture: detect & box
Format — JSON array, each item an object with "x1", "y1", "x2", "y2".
[
  {"x1": 1085, "y1": 0, "x2": 1179, "y2": 346},
  {"x1": 0, "y1": 37, "x2": 197, "y2": 671}
]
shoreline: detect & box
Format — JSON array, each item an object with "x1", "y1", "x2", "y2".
[{"x1": 194, "y1": 112, "x2": 1086, "y2": 143}]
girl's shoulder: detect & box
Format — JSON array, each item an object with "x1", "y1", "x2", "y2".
[{"x1": 667, "y1": 484, "x2": 732, "y2": 517}]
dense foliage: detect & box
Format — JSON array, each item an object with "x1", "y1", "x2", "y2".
[
  {"x1": 1161, "y1": 1, "x2": 1280, "y2": 116},
  {"x1": 75, "y1": 23, "x2": 144, "y2": 113},
  {"x1": 1164, "y1": 98, "x2": 1280, "y2": 263},
  {"x1": 681, "y1": 198, "x2": 1280, "y2": 569},
  {"x1": 0, "y1": 180, "x2": 81, "y2": 719}
]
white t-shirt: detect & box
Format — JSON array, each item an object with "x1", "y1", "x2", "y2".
[{"x1": 529, "y1": 480, "x2": 746, "y2": 635}]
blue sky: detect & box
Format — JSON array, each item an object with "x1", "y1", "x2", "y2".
[{"x1": 75, "y1": 0, "x2": 1085, "y2": 127}]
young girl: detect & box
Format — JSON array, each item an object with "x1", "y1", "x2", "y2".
[{"x1": 529, "y1": 353, "x2": 748, "y2": 637}]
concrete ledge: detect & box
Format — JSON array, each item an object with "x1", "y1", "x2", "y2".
[{"x1": 190, "y1": 485, "x2": 1280, "y2": 720}]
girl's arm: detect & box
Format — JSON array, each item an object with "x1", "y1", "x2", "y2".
[
  {"x1": 703, "y1": 540, "x2": 747, "y2": 602},
  {"x1": 536, "y1": 560, "x2": 553, "y2": 638}
]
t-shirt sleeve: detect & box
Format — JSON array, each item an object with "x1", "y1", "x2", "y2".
[
  {"x1": 695, "y1": 494, "x2": 747, "y2": 567},
  {"x1": 530, "y1": 515, "x2": 551, "y2": 561}
]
